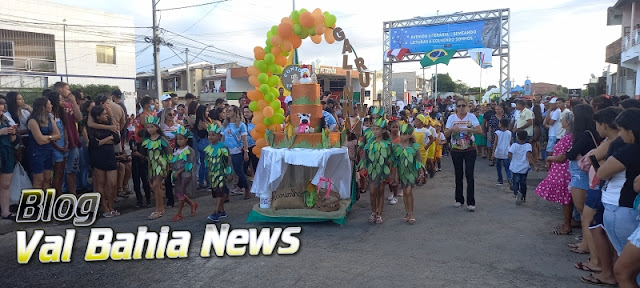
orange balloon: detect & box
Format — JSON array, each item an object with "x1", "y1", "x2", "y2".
[
  {"x1": 271, "y1": 46, "x2": 282, "y2": 57},
  {"x1": 282, "y1": 40, "x2": 293, "y2": 52},
  {"x1": 291, "y1": 36, "x2": 302, "y2": 49},
  {"x1": 324, "y1": 29, "x2": 335, "y2": 44},
  {"x1": 270, "y1": 35, "x2": 282, "y2": 46},
  {"x1": 247, "y1": 66, "x2": 260, "y2": 76},
  {"x1": 254, "y1": 46, "x2": 265, "y2": 60},
  {"x1": 277, "y1": 23, "x2": 293, "y2": 39},
  {"x1": 315, "y1": 25, "x2": 326, "y2": 36},
  {"x1": 312, "y1": 9, "x2": 325, "y2": 25},
  {"x1": 258, "y1": 100, "x2": 268, "y2": 111},
  {"x1": 252, "y1": 145, "x2": 262, "y2": 157},
  {"x1": 268, "y1": 124, "x2": 283, "y2": 132},
  {"x1": 250, "y1": 129, "x2": 260, "y2": 140},
  {"x1": 255, "y1": 123, "x2": 267, "y2": 134},
  {"x1": 247, "y1": 90, "x2": 262, "y2": 101},
  {"x1": 256, "y1": 138, "x2": 267, "y2": 148},
  {"x1": 249, "y1": 75, "x2": 261, "y2": 87},
  {"x1": 300, "y1": 12, "x2": 314, "y2": 28},
  {"x1": 253, "y1": 111, "x2": 264, "y2": 124},
  {"x1": 312, "y1": 8, "x2": 323, "y2": 15},
  {"x1": 311, "y1": 34, "x2": 322, "y2": 44},
  {"x1": 263, "y1": 106, "x2": 274, "y2": 118},
  {"x1": 275, "y1": 55, "x2": 287, "y2": 66},
  {"x1": 281, "y1": 17, "x2": 294, "y2": 26}
]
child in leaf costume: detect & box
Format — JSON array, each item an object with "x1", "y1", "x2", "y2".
[
  {"x1": 393, "y1": 124, "x2": 426, "y2": 224},
  {"x1": 169, "y1": 126, "x2": 198, "y2": 222},
  {"x1": 359, "y1": 116, "x2": 392, "y2": 224},
  {"x1": 204, "y1": 123, "x2": 233, "y2": 222},
  {"x1": 141, "y1": 115, "x2": 173, "y2": 220}
]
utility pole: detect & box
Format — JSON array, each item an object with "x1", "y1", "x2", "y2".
[
  {"x1": 185, "y1": 48, "x2": 190, "y2": 93},
  {"x1": 152, "y1": 0, "x2": 163, "y2": 99}
]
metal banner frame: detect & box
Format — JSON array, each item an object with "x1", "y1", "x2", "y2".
[{"x1": 382, "y1": 8, "x2": 510, "y2": 111}]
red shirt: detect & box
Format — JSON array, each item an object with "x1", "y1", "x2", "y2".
[
  {"x1": 63, "y1": 102, "x2": 81, "y2": 148},
  {"x1": 278, "y1": 96, "x2": 286, "y2": 111}
]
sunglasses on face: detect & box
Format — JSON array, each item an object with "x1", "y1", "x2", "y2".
[{"x1": 166, "y1": 113, "x2": 174, "y2": 117}]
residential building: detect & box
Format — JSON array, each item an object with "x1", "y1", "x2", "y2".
[
  {"x1": 606, "y1": 0, "x2": 640, "y2": 97},
  {"x1": 136, "y1": 61, "x2": 223, "y2": 99},
  {"x1": 0, "y1": 0, "x2": 136, "y2": 111},
  {"x1": 530, "y1": 82, "x2": 564, "y2": 95}
]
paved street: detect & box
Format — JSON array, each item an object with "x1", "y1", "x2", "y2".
[{"x1": 1, "y1": 157, "x2": 592, "y2": 287}]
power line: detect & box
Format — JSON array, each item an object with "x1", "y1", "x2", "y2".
[
  {"x1": 137, "y1": 54, "x2": 179, "y2": 70},
  {"x1": 157, "y1": 0, "x2": 229, "y2": 11},
  {"x1": 0, "y1": 16, "x2": 151, "y2": 29},
  {"x1": 180, "y1": 2, "x2": 221, "y2": 34},
  {"x1": 161, "y1": 29, "x2": 253, "y2": 60}
]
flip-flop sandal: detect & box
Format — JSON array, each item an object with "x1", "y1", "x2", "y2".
[
  {"x1": 552, "y1": 227, "x2": 572, "y2": 235},
  {"x1": 191, "y1": 203, "x2": 198, "y2": 216},
  {"x1": 408, "y1": 213, "x2": 416, "y2": 224},
  {"x1": 575, "y1": 262, "x2": 601, "y2": 272},
  {"x1": 171, "y1": 214, "x2": 183, "y2": 222},
  {"x1": 580, "y1": 275, "x2": 616, "y2": 287},
  {"x1": 568, "y1": 243, "x2": 580, "y2": 248},
  {"x1": 402, "y1": 213, "x2": 409, "y2": 222},
  {"x1": 148, "y1": 211, "x2": 163, "y2": 220},
  {"x1": 375, "y1": 215, "x2": 383, "y2": 224},
  {"x1": 368, "y1": 213, "x2": 376, "y2": 223},
  {"x1": 570, "y1": 247, "x2": 589, "y2": 254}
]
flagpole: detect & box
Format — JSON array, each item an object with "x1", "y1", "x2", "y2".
[
  {"x1": 435, "y1": 64, "x2": 438, "y2": 101},
  {"x1": 479, "y1": 66, "x2": 482, "y2": 97}
]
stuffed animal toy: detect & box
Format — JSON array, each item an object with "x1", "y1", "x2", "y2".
[
  {"x1": 299, "y1": 68, "x2": 312, "y2": 84},
  {"x1": 296, "y1": 113, "x2": 315, "y2": 133}
]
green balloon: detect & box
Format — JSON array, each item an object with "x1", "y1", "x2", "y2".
[
  {"x1": 300, "y1": 8, "x2": 308, "y2": 14},
  {"x1": 299, "y1": 29, "x2": 309, "y2": 39},
  {"x1": 269, "y1": 64, "x2": 279, "y2": 74},
  {"x1": 253, "y1": 60, "x2": 259, "y2": 67},
  {"x1": 275, "y1": 66, "x2": 283, "y2": 74},
  {"x1": 268, "y1": 75, "x2": 280, "y2": 87},
  {"x1": 272, "y1": 113, "x2": 284, "y2": 124},
  {"x1": 248, "y1": 101, "x2": 258, "y2": 112},
  {"x1": 291, "y1": 10, "x2": 300, "y2": 23},
  {"x1": 270, "y1": 87, "x2": 279, "y2": 97},
  {"x1": 256, "y1": 60, "x2": 267, "y2": 72},
  {"x1": 264, "y1": 45, "x2": 272, "y2": 53},
  {"x1": 258, "y1": 73, "x2": 268, "y2": 84},
  {"x1": 270, "y1": 99, "x2": 281, "y2": 110},
  {"x1": 264, "y1": 92, "x2": 275, "y2": 103},
  {"x1": 263, "y1": 117, "x2": 272, "y2": 126},
  {"x1": 308, "y1": 27, "x2": 316, "y2": 36},
  {"x1": 264, "y1": 53, "x2": 275, "y2": 64},
  {"x1": 293, "y1": 24, "x2": 303, "y2": 35},
  {"x1": 323, "y1": 11, "x2": 330, "y2": 17},
  {"x1": 278, "y1": 108, "x2": 285, "y2": 115},
  {"x1": 259, "y1": 84, "x2": 270, "y2": 94},
  {"x1": 271, "y1": 25, "x2": 278, "y2": 35},
  {"x1": 326, "y1": 15, "x2": 336, "y2": 27},
  {"x1": 267, "y1": 31, "x2": 273, "y2": 39}
]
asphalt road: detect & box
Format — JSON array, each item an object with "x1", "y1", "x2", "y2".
[{"x1": 0, "y1": 156, "x2": 592, "y2": 287}]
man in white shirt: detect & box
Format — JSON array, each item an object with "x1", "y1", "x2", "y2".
[
  {"x1": 513, "y1": 100, "x2": 534, "y2": 142},
  {"x1": 544, "y1": 98, "x2": 562, "y2": 155},
  {"x1": 556, "y1": 98, "x2": 570, "y2": 138}
]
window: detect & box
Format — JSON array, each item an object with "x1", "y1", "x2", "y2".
[
  {"x1": 0, "y1": 41, "x2": 14, "y2": 67},
  {"x1": 96, "y1": 45, "x2": 115, "y2": 64}
]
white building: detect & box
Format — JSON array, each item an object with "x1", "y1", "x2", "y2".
[
  {"x1": 0, "y1": 0, "x2": 137, "y2": 110},
  {"x1": 606, "y1": 0, "x2": 640, "y2": 97}
]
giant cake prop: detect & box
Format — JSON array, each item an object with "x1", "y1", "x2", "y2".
[{"x1": 266, "y1": 69, "x2": 345, "y2": 149}]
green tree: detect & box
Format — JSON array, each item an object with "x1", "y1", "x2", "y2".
[
  {"x1": 468, "y1": 87, "x2": 482, "y2": 93},
  {"x1": 487, "y1": 85, "x2": 497, "y2": 90},
  {"x1": 432, "y1": 73, "x2": 456, "y2": 93}
]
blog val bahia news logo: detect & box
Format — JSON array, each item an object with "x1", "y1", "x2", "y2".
[{"x1": 15, "y1": 189, "x2": 302, "y2": 264}]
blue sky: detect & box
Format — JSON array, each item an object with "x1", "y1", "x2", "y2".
[{"x1": 48, "y1": 0, "x2": 619, "y2": 89}]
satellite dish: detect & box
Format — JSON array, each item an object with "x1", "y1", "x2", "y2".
[{"x1": 591, "y1": 73, "x2": 596, "y2": 78}]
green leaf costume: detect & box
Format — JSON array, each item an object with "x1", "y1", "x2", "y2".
[
  {"x1": 359, "y1": 138, "x2": 393, "y2": 182},
  {"x1": 170, "y1": 146, "x2": 196, "y2": 183},
  {"x1": 204, "y1": 142, "x2": 233, "y2": 189},
  {"x1": 142, "y1": 137, "x2": 170, "y2": 178},
  {"x1": 392, "y1": 142, "x2": 425, "y2": 186}
]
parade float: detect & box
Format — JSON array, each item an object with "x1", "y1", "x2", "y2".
[{"x1": 245, "y1": 8, "x2": 370, "y2": 225}]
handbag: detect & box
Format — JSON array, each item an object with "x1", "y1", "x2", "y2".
[
  {"x1": 10, "y1": 163, "x2": 32, "y2": 205},
  {"x1": 578, "y1": 131, "x2": 598, "y2": 172}
]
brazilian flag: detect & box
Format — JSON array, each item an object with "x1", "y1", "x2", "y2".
[{"x1": 420, "y1": 49, "x2": 456, "y2": 68}]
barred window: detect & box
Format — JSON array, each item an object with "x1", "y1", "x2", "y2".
[{"x1": 96, "y1": 45, "x2": 115, "y2": 64}]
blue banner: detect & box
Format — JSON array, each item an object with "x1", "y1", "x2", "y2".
[{"x1": 390, "y1": 20, "x2": 500, "y2": 53}]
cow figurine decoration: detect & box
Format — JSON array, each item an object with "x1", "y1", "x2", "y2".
[{"x1": 296, "y1": 113, "x2": 315, "y2": 133}]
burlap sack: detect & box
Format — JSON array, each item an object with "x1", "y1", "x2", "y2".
[
  {"x1": 315, "y1": 190, "x2": 341, "y2": 212},
  {"x1": 271, "y1": 184, "x2": 306, "y2": 211}
]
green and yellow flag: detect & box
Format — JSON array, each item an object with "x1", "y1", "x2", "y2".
[{"x1": 420, "y1": 49, "x2": 456, "y2": 68}]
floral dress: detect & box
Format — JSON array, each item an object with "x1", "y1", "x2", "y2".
[
  {"x1": 142, "y1": 136, "x2": 170, "y2": 179},
  {"x1": 535, "y1": 133, "x2": 573, "y2": 205}
]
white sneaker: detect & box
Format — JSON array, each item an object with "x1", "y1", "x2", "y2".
[
  {"x1": 454, "y1": 202, "x2": 462, "y2": 208},
  {"x1": 467, "y1": 205, "x2": 476, "y2": 212},
  {"x1": 387, "y1": 194, "x2": 394, "y2": 201},
  {"x1": 496, "y1": 182, "x2": 504, "y2": 186},
  {"x1": 390, "y1": 197, "x2": 398, "y2": 205}
]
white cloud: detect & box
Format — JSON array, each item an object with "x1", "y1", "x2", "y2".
[{"x1": 47, "y1": 0, "x2": 619, "y2": 88}]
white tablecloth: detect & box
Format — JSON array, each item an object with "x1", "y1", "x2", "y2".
[{"x1": 250, "y1": 147, "x2": 352, "y2": 199}]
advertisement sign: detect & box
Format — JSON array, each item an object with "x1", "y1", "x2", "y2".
[
  {"x1": 281, "y1": 65, "x2": 301, "y2": 91},
  {"x1": 390, "y1": 20, "x2": 500, "y2": 53}
]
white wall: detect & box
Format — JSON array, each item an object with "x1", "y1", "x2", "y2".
[
  {"x1": 0, "y1": 0, "x2": 136, "y2": 96},
  {"x1": 226, "y1": 71, "x2": 254, "y2": 92}
]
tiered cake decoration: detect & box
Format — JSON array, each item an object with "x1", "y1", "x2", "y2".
[{"x1": 266, "y1": 67, "x2": 345, "y2": 149}]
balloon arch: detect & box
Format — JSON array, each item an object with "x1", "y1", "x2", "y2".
[{"x1": 245, "y1": 8, "x2": 339, "y2": 157}]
